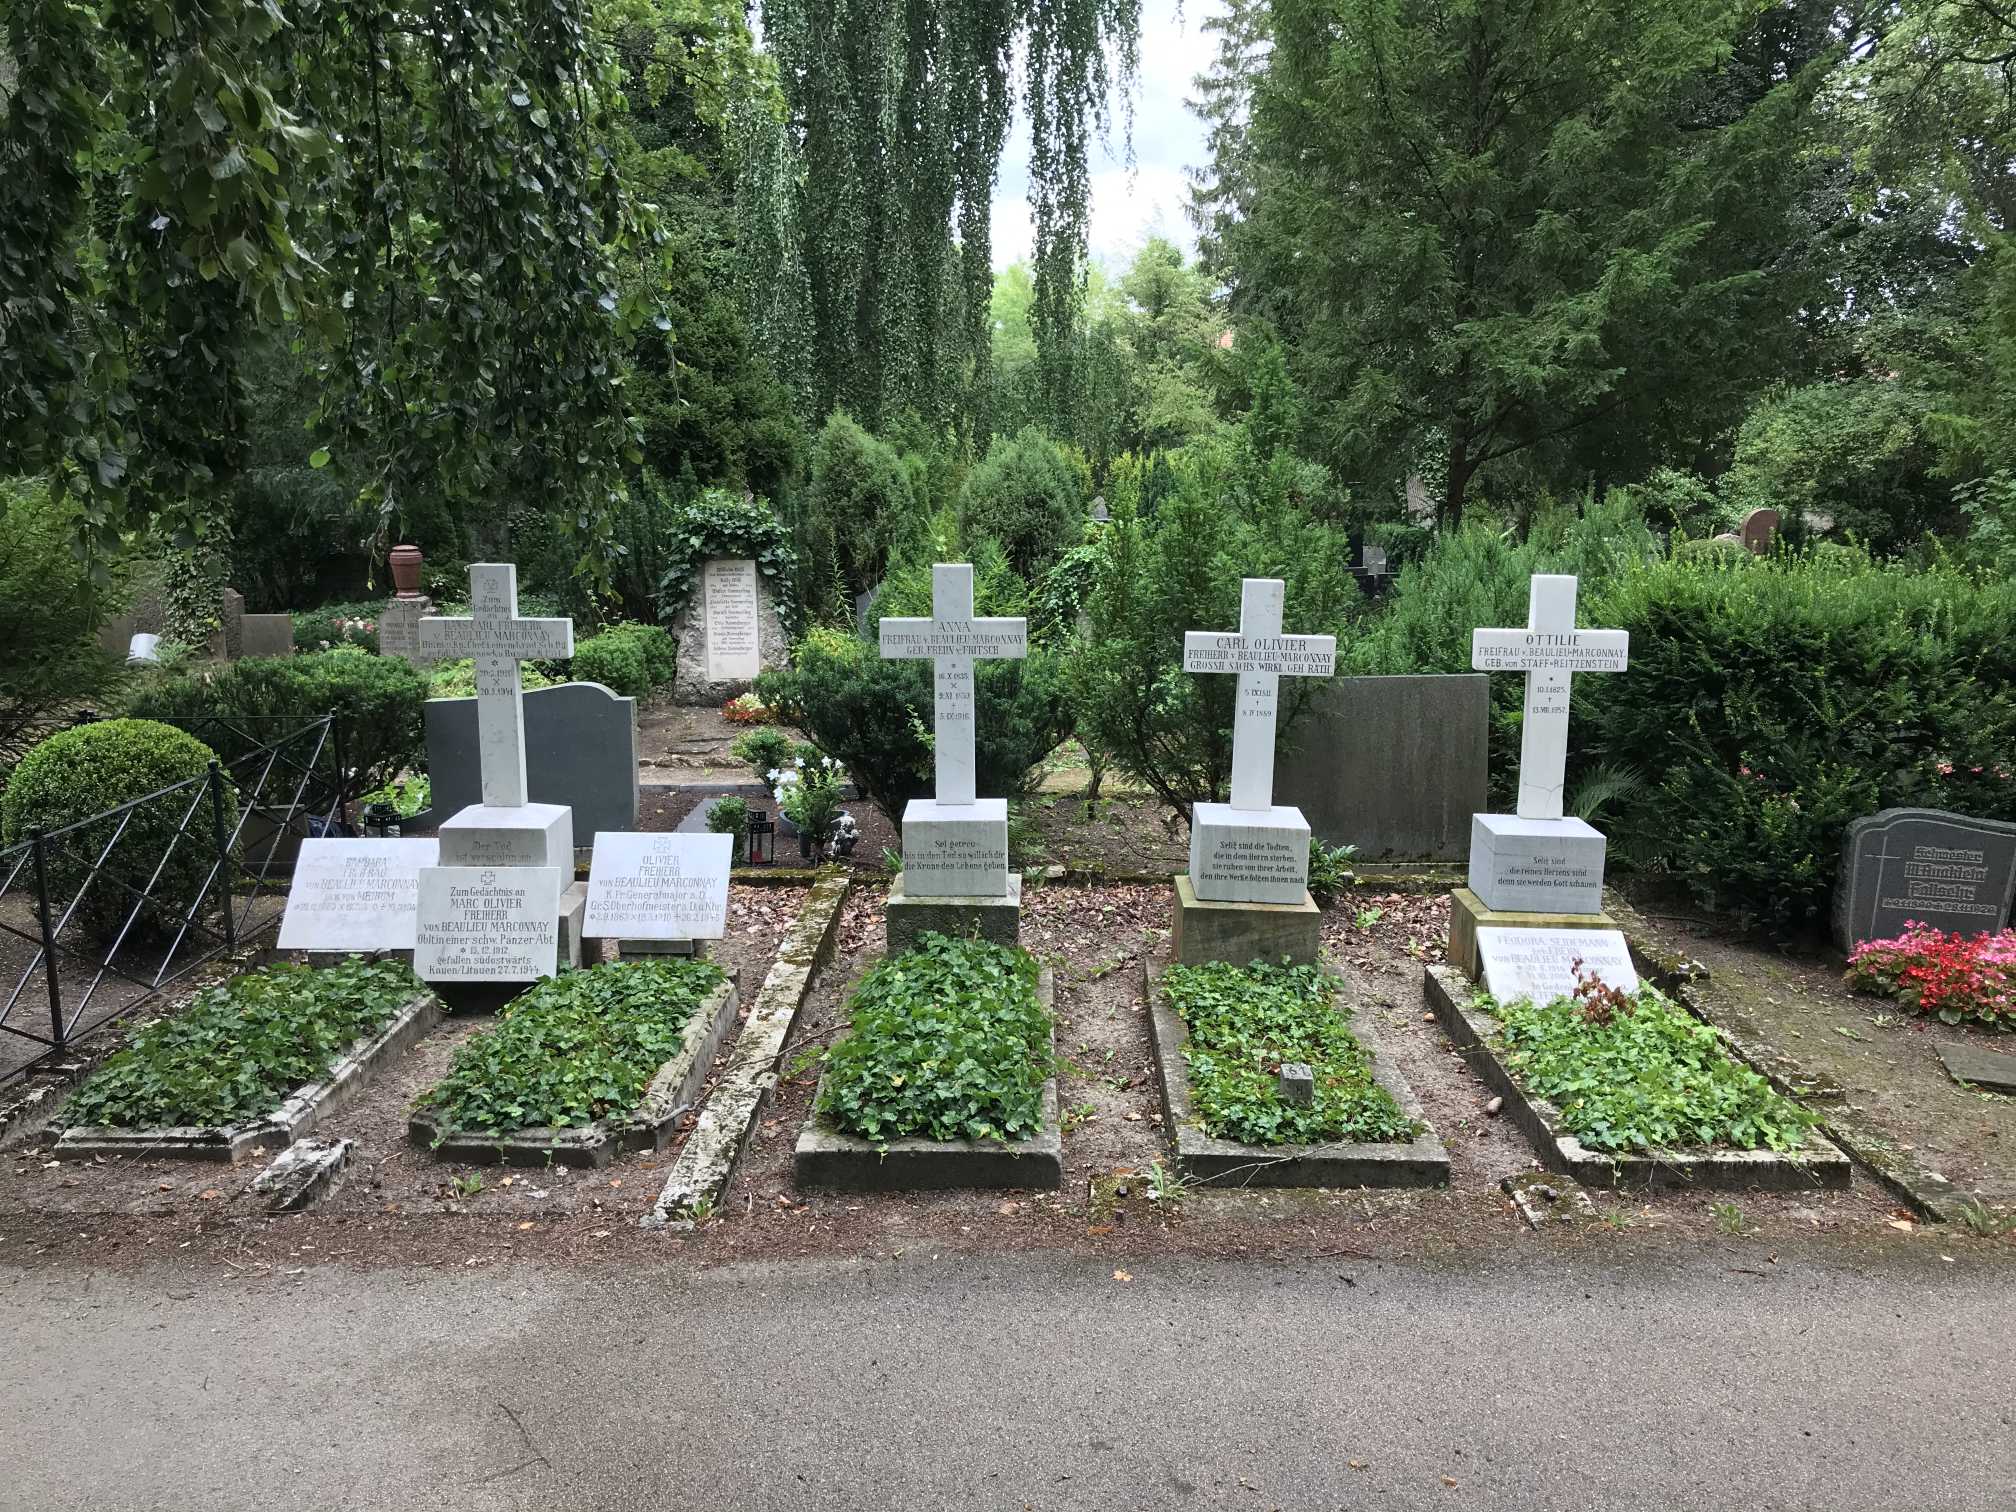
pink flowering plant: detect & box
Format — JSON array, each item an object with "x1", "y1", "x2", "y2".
[{"x1": 1844, "y1": 923, "x2": 2016, "y2": 1029}]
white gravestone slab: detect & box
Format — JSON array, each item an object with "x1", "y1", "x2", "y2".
[
  {"x1": 1470, "y1": 575, "x2": 1627, "y2": 822},
  {"x1": 278, "y1": 838, "x2": 439, "y2": 952},
  {"x1": 1477, "y1": 926, "x2": 1639, "y2": 1006},
  {"x1": 414, "y1": 866, "x2": 562, "y2": 981},
  {"x1": 900, "y1": 798, "x2": 1010, "y2": 897},
  {"x1": 584, "y1": 833, "x2": 733, "y2": 940},
  {"x1": 878, "y1": 563, "x2": 1027, "y2": 807},
  {"x1": 1469, "y1": 813, "x2": 1608, "y2": 915},
  {"x1": 1182, "y1": 578, "x2": 1335, "y2": 904},
  {"x1": 703, "y1": 558, "x2": 763, "y2": 683},
  {"x1": 436, "y1": 802, "x2": 574, "y2": 872},
  {"x1": 417, "y1": 563, "x2": 574, "y2": 808}
]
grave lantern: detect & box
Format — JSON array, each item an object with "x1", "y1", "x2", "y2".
[
  {"x1": 361, "y1": 801, "x2": 401, "y2": 839},
  {"x1": 745, "y1": 808, "x2": 774, "y2": 866}
]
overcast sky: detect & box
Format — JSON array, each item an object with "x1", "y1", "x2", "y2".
[{"x1": 990, "y1": 0, "x2": 1220, "y2": 273}]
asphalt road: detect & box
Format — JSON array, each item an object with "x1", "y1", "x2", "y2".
[{"x1": 3, "y1": 1240, "x2": 2009, "y2": 1511}]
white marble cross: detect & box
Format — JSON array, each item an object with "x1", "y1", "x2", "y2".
[
  {"x1": 1183, "y1": 578, "x2": 1337, "y2": 812},
  {"x1": 1471, "y1": 574, "x2": 1628, "y2": 821},
  {"x1": 417, "y1": 563, "x2": 574, "y2": 808},
  {"x1": 878, "y1": 563, "x2": 1027, "y2": 806}
]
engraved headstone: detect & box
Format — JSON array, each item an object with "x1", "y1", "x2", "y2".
[
  {"x1": 670, "y1": 555, "x2": 789, "y2": 702},
  {"x1": 1477, "y1": 926, "x2": 1639, "y2": 1006},
  {"x1": 278, "y1": 838, "x2": 439, "y2": 952},
  {"x1": 703, "y1": 558, "x2": 762, "y2": 683},
  {"x1": 585, "y1": 833, "x2": 733, "y2": 941},
  {"x1": 1834, "y1": 808, "x2": 2016, "y2": 949},
  {"x1": 414, "y1": 866, "x2": 563, "y2": 980},
  {"x1": 424, "y1": 681, "x2": 637, "y2": 847},
  {"x1": 378, "y1": 595, "x2": 438, "y2": 667}
]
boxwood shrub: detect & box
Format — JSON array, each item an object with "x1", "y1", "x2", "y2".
[
  {"x1": 816, "y1": 934, "x2": 1051, "y2": 1145},
  {"x1": 1161, "y1": 960, "x2": 1416, "y2": 1146},
  {"x1": 1, "y1": 719, "x2": 237, "y2": 945},
  {"x1": 571, "y1": 623, "x2": 677, "y2": 698},
  {"x1": 64, "y1": 957, "x2": 424, "y2": 1128},
  {"x1": 417, "y1": 958, "x2": 725, "y2": 1134}
]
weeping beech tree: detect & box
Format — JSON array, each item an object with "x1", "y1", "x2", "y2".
[{"x1": 747, "y1": 0, "x2": 1140, "y2": 438}]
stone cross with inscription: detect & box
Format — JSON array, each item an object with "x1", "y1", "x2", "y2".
[
  {"x1": 1471, "y1": 575, "x2": 1628, "y2": 821},
  {"x1": 418, "y1": 564, "x2": 575, "y2": 808},
  {"x1": 1183, "y1": 578, "x2": 1337, "y2": 811},
  {"x1": 878, "y1": 563, "x2": 1028, "y2": 806}
]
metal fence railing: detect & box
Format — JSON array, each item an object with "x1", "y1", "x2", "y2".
[{"x1": 0, "y1": 715, "x2": 345, "y2": 1087}]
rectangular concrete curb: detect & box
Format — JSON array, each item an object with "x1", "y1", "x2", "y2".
[
  {"x1": 408, "y1": 980, "x2": 741, "y2": 1169},
  {"x1": 792, "y1": 969, "x2": 1062, "y2": 1193},
  {"x1": 644, "y1": 869, "x2": 853, "y2": 1226},
  {"x1": 54, "y1": 992, "x2": 442, "y2": 1164},
  {"x1": 1421, "y1": 963, "x2": 1851, "y2": 1193},
  {"x1": 1143, "y1": 954, "x2": 1450, "y2": 1189}
]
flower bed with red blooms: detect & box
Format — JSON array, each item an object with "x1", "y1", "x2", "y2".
[
  {"x1": 722, "y1": 692, "x2": 772, "y2": 724},
  {"x1": 1845, "y1": 924, "x2": 2016, "y2": 1028}
]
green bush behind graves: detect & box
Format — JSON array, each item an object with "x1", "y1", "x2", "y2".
[
  {"x1": 1489, "y1": 986, "x2": 1819, "y2": 1154},
  {"x1": 792, "y1": 412, "x2": 921, "y2": 619},
  {"x1": 2, "y1": 719, "x2": 237, "y2": 945},
  {"x1": 418, "y1": 959, "x2": 725, "y2": 1134},
  {"x1": 1162, "y1": 961, "x2": 1416, "y2": 1147},
  {"x1": 572, "y1": 623, "x2": 676, "y2": 697},
  {"x1": 817, "y1": 935, "x2": 1051, "y2": 1145},
  {"x1": 123, "y1": 651, "x2": 427, "y2": 800},
  {"x1": 292, "y1": 604, "x2": 380, "y2": 653},
  {"x1": 956, "y1": 426, "x2": 1084, "y2": 580},
  {"x1": 64, "y1": 958, "x2": 424, "y2": 1128}
]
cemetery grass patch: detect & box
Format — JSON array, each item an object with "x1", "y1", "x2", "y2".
[
  {"x1": 1144, "y1": 954, "x2": 1449, "y2": 1189},
  {"x1": 415, "y1": 960, "x2": 727, "y2": 1149}
]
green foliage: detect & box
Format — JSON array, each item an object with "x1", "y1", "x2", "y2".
[
  {"x1": 572, "y1": 623, "x2": 677, "y2": 698},
  {"x1": 957, "y1": 428, "x2": 1084, "y2": 580},
  {"x1": 1490, "y1": 986, "x2": 1819, "y2": 1155},
  {"x1": 794, "y1": 413, "x2": 920, "y2": 614},
  {"x1": 426, "y1": 658, "x2": 559, "y2": 700},
  {"x1": 64, "y1": 958, "x2": 424, "y2": 1130},
  {"x1": 0, "y1": 478, "x2": 126, "y2": 767},
  {"x1": 705, "y1": 796, "x2": 749, "y2": 864},
  {"x1": 655, "y1": 488, "x2": 800, "y2": 634},
  {"x1": 815, "y1": 935, "x2": 1052, "y2": 1146},
  {"x1": 2, "y1": 719, "x2": 235, "y2": 946},
  {"x1": 419, "y1": 959, "x2": 726, "y2": 1135},
  {"x1": 730, "y1": 728, "x2": 801, "y2": 787},
  {"x1": 1306, "y1": 841, "x2": 1359, "y2": 910},
  {"x1": 358, "y1": 774, "x2": 431, "y2": 820},
  {"x1": 1163, "y1": 960, "x2": 1416, "y2": 1147},
  {"x1": 292, "y1": 607, "x2": 380, "y2": 655},
  {"x1": 123, "y1": 652, "x2": 427, "y2": 802}
]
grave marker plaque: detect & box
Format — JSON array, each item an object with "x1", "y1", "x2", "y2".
[
  {"x1": 585, "y1": 833, "x2": 733, "y2": 940},
  {"x1": 703, "y1": 558, "x2": 763, "y2": 683},
  {"x1": 1477, "y1": 927, "x2": 1639, "y2": 1006},
  {"x1": 414, "y1": 866, "x2": 563, "y2": 980},
  {"x1": 1834, "y1": 808, "x2": 2016, "y2": 948},
  {"x1": 278, "y1": 838, "x2": 438, "y2": 952}
]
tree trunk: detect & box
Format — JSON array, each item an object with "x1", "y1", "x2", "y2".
[{"x1": 1443, "y1": 439, "x2": 1475, "y2": 531}]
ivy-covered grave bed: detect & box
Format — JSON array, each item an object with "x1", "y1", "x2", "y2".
[
  {"x1": 793, "y1": 933, "x2": 1061, "y2": 1191},
  {"x1": 1422, "y1": 962, "x2": 1851, "y2": 1192},
  {"x1": 1143, "y1": 955, "x2": 1449, "y2": 1189},
  {"x1": 55, "y1": 958, "x2": 439, "y2": 1162},
  {"x1": 408, "y1": 958, "x2": 739, "y2": 1168}
]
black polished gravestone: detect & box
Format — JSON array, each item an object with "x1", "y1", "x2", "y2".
[
  {"x1": 423, "y1": 681, "x2": 639, "y2": 847},
  {"x1": 1834, "y1": 807, "x2": 2016, "y2": 949}
]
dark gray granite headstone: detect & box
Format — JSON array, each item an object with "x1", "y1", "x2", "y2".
[
  {"x1": 1275, "y1": 674, "x2": 1488, "y2": 861},
  {"x1": 425, "y1": 681, "x2": 639, "y2": 844},
  {"x1": 1834, "y1": 807, "x2": 2016, "y2": 949}
]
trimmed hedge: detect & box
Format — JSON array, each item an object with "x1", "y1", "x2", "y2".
[
  {"x1": 571, "y1": 622, "x2": 676, "y2": 698},
  {"x1": 1, "y1": 719, "x2": 237, "y2": 945}
]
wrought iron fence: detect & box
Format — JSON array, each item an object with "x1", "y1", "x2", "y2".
[{"x1": 0, "y1": 715, "x2": 346, "y2": 1086}]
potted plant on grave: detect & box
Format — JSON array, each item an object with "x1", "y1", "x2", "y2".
[{"x1": 771, "y1": 755, "x2": 848, "y2": 859}]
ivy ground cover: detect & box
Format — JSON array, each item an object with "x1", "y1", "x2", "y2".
[
  {"x1": 815, "y1": 933, "x2": 1052, "y2": 1146},
  {"x1": 1490, "y1": 985, "x2": 1819, "y2": 1155},
  {"x1": 1162, "y1": 961, "x2": 1417, "y2": 1147},
  {"x1": 65, "y1": 957, "x2": 425, "y2": 1129},
  {"x1": 418, "y1": 959, "x2": 725, "y2": 1135}
]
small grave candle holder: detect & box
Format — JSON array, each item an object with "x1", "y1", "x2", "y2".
[{"x1": 745, "y1": 809, "x2": 774, "y2": 866}]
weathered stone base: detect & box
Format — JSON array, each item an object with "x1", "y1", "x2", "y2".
[
  {"x1": 1171, "y1": 873, "x2": 1320, "y2": 967},
  {"x1": 794, "y1": 972, "x2": 1061, "y2": 1192},
  {"x1": 617, "y1": 938, "x2": 710, "y2": 960},
  {"x1": 1422, "y1": 963, "x2": 1851, "y2": 1193},
  {"x1": 1445, "y1": 886, "x2": 1618, "y2": 982},
  {"x1": 410, "y1": 981, "x2": 740, "y2": 1168},
  {"x1": 55, "y1": 993, "x2": 441, "y2": 1163},
  {"x1": 251, "y1": 1137, "x2": 352, "y2": 1212},
  {"x1": 886, "y1": 873, "x2": 1022, "y2": 955},
  {"x1": 1143, "y1": 953, "x2": 1448, "y2": 1189}
]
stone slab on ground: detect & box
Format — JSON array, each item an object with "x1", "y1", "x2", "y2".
[
  {"x1": 1446, "y1": 885, "x2": 1619, "y2": 983},
  {"x1": 793, "y1": 971, "x2": 1061, "y2": 1192},
  {"x1": 1170, "y1": 872, "x2": 1319, "y2": 966},
  {"x1": 1501, "y1": 1171, "x2": 1598, "y2": 1230},
  {"x1": 1142, "y1": 954, "x2": 1448, "y2": 1189},
  {"x1": 54, "y1": 993, "x2": 441, "y2": 1163},
  {"x1": 886, "y1": 872, "x2": 1022, "y2": 954},
  {"x1": 250, "y1": 1136, "x2": 351, "y2": 1213},
  {"x1": 408, "y1": 980, "x2": 740, "y2": 1168},
  {"x1": 644, "y1": 871, "x2": 852, "y2": 1225},
  {"x1": 1422, "y1": 963, "x2": 1851, "y2": 1193},
  {"x1": 1937, "y1": 1042, "x2": 2016, "y2": 1095}
]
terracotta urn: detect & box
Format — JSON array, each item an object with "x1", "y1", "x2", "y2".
[{"x1": 388, "y1": 544, "x2": 424, "y2": 599}]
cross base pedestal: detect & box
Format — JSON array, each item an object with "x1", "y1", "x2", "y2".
[
  {"x1": 899, "y1": 797, "x2": 1009, "y2": 898},
  {"x1": 1171, "y1": 874, "x2": 1320, "y2": 966},
  {"x1": 1444, "y1": 886, "x2": 1618, "y2": 983},
  {"x1": 1468, "y1": 814, "x2": 1606, "y2": 914},
  {"x1": 1189, "y1": 802, "x2": 1311, "y2": 905},
  {"x1": 886, "y1": 873, "x2": 1021, "y2": 955},
  {"x1": 437, "y1": 802, "x2": 575, "y2": 871}
]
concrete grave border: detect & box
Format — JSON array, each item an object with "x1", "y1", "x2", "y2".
[
  {"x1": 793, "y1": 968, "x2": 1062, "y2": 1192},
  {"x1": 408, "y1": 978, "x2": 740, "y2": 1169},
  {"x1": 1143, "y1": 953, "x2": 1449, "y2": 1189},
  {"x1": 54, "y1": 992, "x2": 442, "y2": 1164},
  {"x1": 645, "y1": 869, "x2": 853, "y2": 1225},
  {"x1": 1421, "y1": 963, "x2": 1851, "y2": 1193}
]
